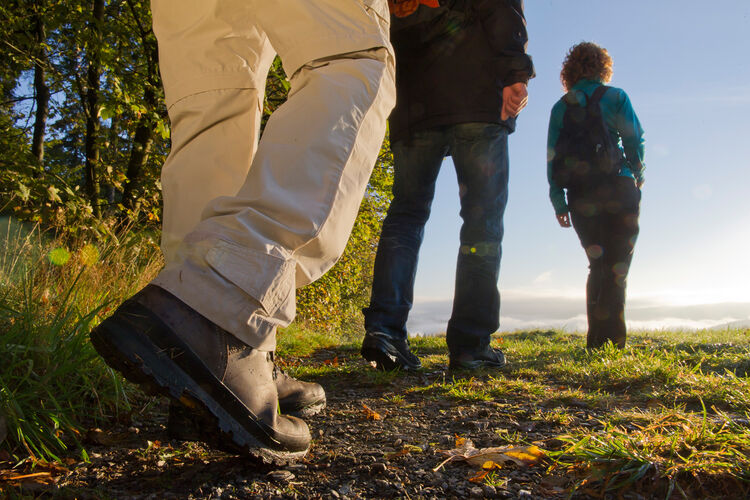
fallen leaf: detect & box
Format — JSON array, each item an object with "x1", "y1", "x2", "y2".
[
  {"x1": 385, "y1": 448, "x2": 410, "y2": 460},
  {"x1": 361, "y1": 404, "x2": 382, "y2": 421},
  {"x1": 0, "y1": 471, "x2": 53, "y2": 485},
  {"x1": 434, "y1": 438, "x2": 545, "y2": 471},
  {"x1": 469, "y1": 468, "x2": 492, "y2": 483},
  {"x1": 146, "y1": 440, "x2": 162, "y2": 450},
  {"x1": 0, "y1": 459, "x2": 71, "y2": 486}
]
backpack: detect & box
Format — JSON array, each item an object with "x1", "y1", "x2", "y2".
[{"x1": 551, "y1": 85, "x2": 624, "y2": 192}]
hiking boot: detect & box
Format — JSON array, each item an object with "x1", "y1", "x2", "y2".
[
  {"x1": 271, "y1": 354, "x2": 327, "y2": 417},
  {"x1": 89, "y1": 285, "x2": 310, "y2": 463},
  {"x1": 361, "y1": 331, "x2": 421, "y2": 371},
  {"x1": 167, "y1": 355, "x2": 326, "y2": 441},
  {"x1": 449, "y1": 343, "x2": 506, "y2": 370}
]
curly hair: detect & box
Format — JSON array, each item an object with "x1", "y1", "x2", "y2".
[{"x1": 560, "y1": 42, "x2": 613, "y2": 91}]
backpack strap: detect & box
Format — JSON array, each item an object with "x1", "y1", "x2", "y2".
[
  {"x1": 562, "y1": 89, "x2": 579, "y2": 106},
  {"x1": 588, "y1": 85, "x2": 609, "y2": 107}
]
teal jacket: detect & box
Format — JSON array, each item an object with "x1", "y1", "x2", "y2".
[{"x1": 546, "y1": 79, "x2": 645, "y2": 214}]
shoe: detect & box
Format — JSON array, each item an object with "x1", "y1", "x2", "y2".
[
  {"x1": 168, "y1": 355, "x2": 326, "y2": 441},
  {"x1": 449, "y1": 343, "x2": 506, "y2": 370},
  {"x1": 361, "y1": 331, "x2": 421, "y2": 371},
  {"x1": 271, "y1": 354, "x2": 327, "y2": 417},
  {"x1": 89, "y1": 285, "x2": 310, "y2": 463}
]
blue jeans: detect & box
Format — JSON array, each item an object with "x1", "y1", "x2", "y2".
[{"x1": 363, "y1": 122, "x2": 510, "y2": 354}]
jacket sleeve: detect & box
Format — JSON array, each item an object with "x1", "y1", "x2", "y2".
[
  {"x1": 476, "y1": 0, "x2": 535, "y2": 85},
  {"x1": 614, "y1": 90, "x2": 646, "y2": 182},
  {"x1": 547, "y1": 100, "x2": 568, "y2": 215}
]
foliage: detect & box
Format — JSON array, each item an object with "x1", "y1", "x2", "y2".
[
  {"x1": 0, "y1": 0, "x2": 167, "y2": 235},
  {"x1": 0, "y1": 216, "x2": 161, "y2": 462}
]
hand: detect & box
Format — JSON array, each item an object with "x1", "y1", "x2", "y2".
[
  {"x1": 636, "y1": 178, "x2": 644, "y2": 189},
  {"x1": 556, "y1": 213, "x2": 571, "y2": 228},
  {"x1": 501, "y1": 82, "x2": 528, "y2": 121}
]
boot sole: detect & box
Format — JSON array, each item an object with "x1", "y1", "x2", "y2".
[
  {"x1": 90, "y1": 308, "x2": 309, "y2": 464},
  {"x1": 285, "y1": 399, "x2": 327, "y2": 418},
  {"x1": 168, "y1": 398, "x2": 326, "y2": 442},
  {"x1": 361, "y1": 336, "x2": 421, "y2": 371}
]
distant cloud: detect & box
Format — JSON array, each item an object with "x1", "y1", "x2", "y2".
[
  {"x1": 406, "y1": 293, "x2": 750, "y2": 336},
  {"x1": 533, "y1": 271, "x2": 552, "y2": 284}
]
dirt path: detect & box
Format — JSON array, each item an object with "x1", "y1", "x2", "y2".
[{"x1": 0, "y1": 349, "x2": 665, "y2": 499}]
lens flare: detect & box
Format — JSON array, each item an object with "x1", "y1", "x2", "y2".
[{"x1": 586, "y1": 245, "x2": 603, "y2": 259}]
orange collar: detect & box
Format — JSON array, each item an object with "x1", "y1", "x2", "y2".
[{"x1": 389, "y1": 0, "x2": 440, "y2": 18}]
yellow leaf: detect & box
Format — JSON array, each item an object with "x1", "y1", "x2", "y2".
[
  {"x1": 362, "y1": 403, "x2": 382, "y2": 421},
  {"x1": 503, "y1": 445, "x2": 545, "y2": 465},
  {"x1": 434, "y1": 440, "x2": 545, "y2": 472}
]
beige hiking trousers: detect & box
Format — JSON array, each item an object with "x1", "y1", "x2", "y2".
[{"x1": 150, "y1": 0, "x2": 395, "y2": 350}]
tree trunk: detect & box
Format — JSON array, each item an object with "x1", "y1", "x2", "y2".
[
  {"x1": 121, "y1": 96, "x2": 155, "y2": 211},
  {"x1": 31, "y1": 0, "x2": 50, "y2": 168},
  {"x1": 84, "y1": 0, "x2": 104, "y2": 218}
]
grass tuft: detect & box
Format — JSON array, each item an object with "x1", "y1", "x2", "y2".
[{"x1": 0, "y1": 218, "x2": 161, "y2": 462}]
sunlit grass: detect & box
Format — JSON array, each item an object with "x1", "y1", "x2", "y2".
[
  {"x1": 2, "y1": 215, "x2": 749, "y2": 495},
  {"x1": 0, "y1": 218, "x2": 162, "y2": 461},
  {"x1": 284, "y1": 328, "x2": 750, "y2": 494},
  {"x1": 550, "y1": 405, "x2": 750, "y2": 494}
]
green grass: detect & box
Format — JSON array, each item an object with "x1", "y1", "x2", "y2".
[
  {"x1": 2, "y1": 217, "x2": 749, "y2": 496},
  {"x1": 429, "y1": 331, "x2": 750, "y2": 494},
  {"x1": 0, "y1": 219, "x2": 162, "y2": 462},
  {"x1": 283, "y1": 330, "x2": 750, "y2": 495}
]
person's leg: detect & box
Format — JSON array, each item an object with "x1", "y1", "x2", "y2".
[
  {"x1": 152, "y1": 1, "x2": 276, "y2": 264},
  {"x1": 154, "y1": 7, "x2": 324, "y2": 427},
  {"x1": 594, "y1": 178, "x2": 641, "y2": 347},
  {"x1": 444, "y1": 123, "x2": 510, "y2": 368},
  {"x1": 569, "y1": 194, "x2": 607, "y2": 348},
  {"x1": 154, "y1": 0, "x2": 395, "y2": 352},
  {"x1": 159, "y1": 86, "x2": 273, "y2": 263},
  {"x1": 92, "y1": 0, "x2": 394, "y2": 461},
  {"x1": 361, "y1": 130, "x2": 448, "y2": 369},
  {"x1": 92, "y1": 0, "x2": 311, "y2": 462}
]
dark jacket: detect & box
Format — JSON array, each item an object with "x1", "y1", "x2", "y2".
[{"x1": 389, "y1": 0, "x2": 535, "y2": 143}]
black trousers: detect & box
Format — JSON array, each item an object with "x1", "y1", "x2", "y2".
[{"x1": 568, "y1": 177, "x2": 641, "y2": 348}]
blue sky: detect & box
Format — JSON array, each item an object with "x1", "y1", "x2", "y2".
[{"x1": 407, "y1": 1, "x2": 750, "y2": 332}]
